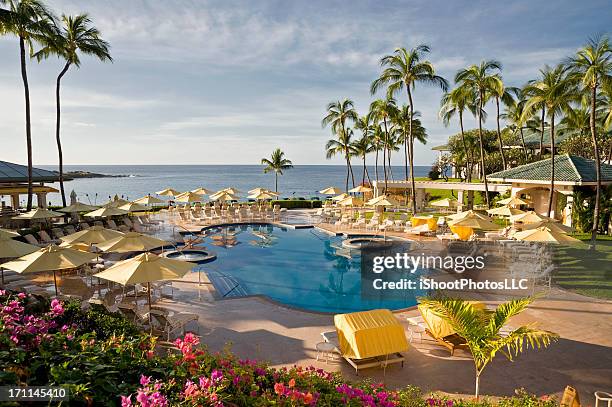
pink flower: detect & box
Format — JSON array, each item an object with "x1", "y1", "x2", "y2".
[
  {"x1": 120, "y1": 395, "x2": 132, "y2": 407},
  {"x1": 140, "y1": 375, "x2": 151, "y2": 387}
]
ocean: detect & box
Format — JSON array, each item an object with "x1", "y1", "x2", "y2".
[{"x1": 36, "y1": 165, "x2": 430, "y2": 206}]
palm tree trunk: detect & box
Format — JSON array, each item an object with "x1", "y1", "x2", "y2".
[
  {"x1": 475, "y1": 372, "x2": 481, "y2": 399},
  {"x1": 519, "y1": 127, "x2": 528, "y2": 160},
  {"x1": 407, "y1": 87, "x2": 417, "y2": 215},
  {"x1": 348, "y1": 160, "x2": 356, "y2": 188},
  {"x1": 345, "y1": 161, "x2": 350, "y2": 191},
  {"x1": 547, "y1": 113, "x2": 556, "y2": 218},
  {"x1": 382, "y1": 119, "x2": 389, "y2": 192},
  {"x1": 364, "y1": 157, "x2": 371, "y2": 185},
  {"x1": 478, "y1": 93, "x2": 490, "y2": 208},
  {"x1": 495, "y1": 97, "x2": 507, "y2": 169},
  {"x1": 459, "y1": 111, "x2": 472, "y2": 181},
  {"x1": 539, "y1": 107, "x2": 545, "y2": 158},
  {"x1": 374, "y1": 149, "x2": 379, "y2": 182},
  {"x1": 403, "y1": 130, "x2": 409, "y2": 181},
  {"x1": 590, "y1": 85, "x2": 601, "y2": 247},
  {"x1": 362, "y1": 156, "x2": 366, "y2": 185},
  {"x1": 387, "y1": 147, "x2": 393, "y2": 180},
  {"x1": 275, "y1": 172, "x2": 278, "y2": 193},
  {"x1": 56, "y1": 61, "x2": 71, "y2": 207},
  {"x1": 20, "y1": 37, "x2": 34, "y2": 210}
]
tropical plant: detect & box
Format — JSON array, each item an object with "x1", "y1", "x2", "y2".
[
  {"x1": 418, "y1": 296, "x2": 558, "y2": 399},
  {"x1": 488, "y1": 76, "x2": 518, "y2": 170},
  {"x1": 567, "y1": 35, "x2": 612, "y2": 246},
  {"x1": 322, "y1": 99, "x2": 358, "y2": 190},
  {"x1": 523, "y1": 64, "x2": 577, "y2": 217},
  {"x1": 33, "y1": 14, "x2": 112, "y2": 206},
  {"x1": 500, "y1": 89, "x2": 530, "y2": 160},
  {"x1": 326, "y1": 128, "x2": 357, "y2": 191},
  {"x1": 371, "y1": 45, "x2": 448, "y2": 214},
  {"x1": 455, "y1": 60, "x2": 503, "y2": 208},
  {"x1": 261, "y1": 148, "x2": 293, "y2": 192},
  {"x1": 351, "y1": 121, "x2": 374, "y2": 185},
  {"x1": 369, "y1": 98, "x2": 399, "y2": 192},
  {"x1": 0, "y1": 0, "x2": 56, "y2": 210}
]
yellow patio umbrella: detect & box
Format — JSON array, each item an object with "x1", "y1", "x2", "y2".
[
  {"x1": 175, "y1": 191, "x2": 204, "y2": 203},
  {"x1": 106, "y1": 196, "x2": 130, "y2": 207},
  {"x1": 248, "y1": 191, "x2": 277, "y2": 200},
  {"x1": 133, "y1": 195, "x2": 166, "y2": 205},
  {"x1": 2, "y1": 245, "x2": 97, "y2": 295},
  {"x1": 96, "y1": 232, "x2": 170, "y2": 253},
  {"x1": 0, "y1": 235, "x2": 38, "y2": 284},
  {"x1": 248, "y1": 187, "x2": 279, "y2": 196},
  {"x1": 85, "y1": 206, "x2": 129, "y2": 218},
  {"x1": 348, "y1": 185, "x2": 372, "y2": 193},
  {"x1": 430, "y1": 197, "x2": 459, "y2": 207},
  {"x1": 156, "y1": 188, "x2": 181, "y2": 197},
  {"x1": 319, "y1": 186, "x2": 342, "y2": 195},
  {"x1": 366, "y1": 194, "x2": 389, "y2": 205},
  {"x1": 211, "y1": 191, "x2": 239, "y2": 202},
  {"x1": 521, "y1": 220, "x2": 573, "y2": 234},
  {"x1": 58, "y1": 202, "x2": 98, "y2": 213},
  {"x1": 119, "y1": 202, "x2": 149, "y2": 212},
  {"x1": 337, "y1": 196, "x2": 363, "y2": 206},
  {"x1": 0, "y1": 228, "x2": 20, "y2": 239},
  {"x1": 486, "y1": 206, "x2": 525, "y2": 217},
  {"x1": 13, "y1": 208, "x2": 63, "y2": 220},
  {"x1": 448, "y1": 213, "x2": 501, "y2": 230},
  {"x1": 370, "y1": 196, "x2": 400, "y2": 207},
  {"x1": 497, "y1": 196, "x2": 532, "y2": 206},
  {"x1": 446, "y1": 210, "x2": 490, "y2": 221},
  {"x1": 511, "y1": 211, "x2": 553, "y2": 224},
  {"x1": 94, "y1": 252, "x2": 195, "y2": 313},
  {"x1": 513, "y1": 227, "x2": 581, "y2": 244},
  {"x1": 212, "y1": 188, "x2": 241, "y2": 197},
  {"x1": 191, "y1": 187, "x2": 212, "y2": 195},
  {"x1": 60, "y1": 226, "x2": 124, "y2": 245},
  {"x1": 332, "y1": 193, "x2": 350, "y2": 201}
]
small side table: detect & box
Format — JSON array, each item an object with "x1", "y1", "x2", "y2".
[
  {"x1": 407, "y1": 317, "x2": 426, "y2": 343},
  {"x1": 595, "y1": 391, "x2": 612, "y2": 407},
  {"x1": 315, "y1": 341, "x2": 337, "y2": 364}
]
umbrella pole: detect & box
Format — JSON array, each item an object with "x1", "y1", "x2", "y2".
[
  {"x1": 147, "y1": 282, "x2": 152, "y2": 325},
  {"x1": 53, "y1": 271, "x2": 58, "y2": 296}
]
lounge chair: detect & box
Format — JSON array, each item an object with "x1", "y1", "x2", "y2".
[
  {"x1": 148, "y1": 309, "x2": 199, "y2": 341},
  {"x1": 404, "y1": 223, "x2": 429, "y2": 235},
  {"x1": 117, "y1": 303, "x2": 151, "y2": 329}
]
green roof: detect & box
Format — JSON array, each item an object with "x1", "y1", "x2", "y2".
[
  {"x1": 0, "y1": 161, "x2": 61, "y2": 183},
  {"x1": 487, "y1": 154, "x2": 612, "y2": 184}
]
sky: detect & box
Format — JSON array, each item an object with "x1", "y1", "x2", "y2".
[{"x1": 1, "y1": 0, "x2": 610, "y2": 166}]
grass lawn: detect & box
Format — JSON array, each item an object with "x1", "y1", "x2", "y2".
[
  {"x1": 413, "y1": 177, "x2": 487, "y2": 205},
  {"x1": 552, "y1": 235, "x2": 612, "y2": 299}
]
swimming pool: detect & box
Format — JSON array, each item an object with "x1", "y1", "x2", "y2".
[{"x1": 194, "y1": 224, "x2": 429, "y2": 313}]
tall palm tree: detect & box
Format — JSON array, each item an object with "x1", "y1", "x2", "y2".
[
  {"x1": 500, "y1": 90, "x2": 530, "y2": 160},
  {"x1": 369, "y1": 98, "x2": 398, "y2": 192},
  {"x1": 419, "y1": 296, "x2": 557, "y2": 399},
  {"x1": 371, "y1": 45, "x2": 448, "y2": 214},
  {"x1": 489, "y1": 78, "x2": 519, "y2": 170},
  {"x1": 0, "y1": 0, "x2": 56, "y2": 210},
  {"x1": 371, "y1": 124, "x2": 385, "y2": 183},
  {"x1": 261, "y1": 148, "x2": 293, "y2": 193},
  {"x1": 351, "y1": 132, "x2": 374, "y2": 185},
  {"x1": 322, "y1": 99, "x2": 358, "y2": 190},
  {"x1": 568, "y1": 36, "x2": 612, "y2": 246},
  {"x1": 440, "y1": 86, "x2": 478, "y2": 181},
  {"x1": 34, "y1": 14, "x2": 112, "y2": 206},
  {"x1": 523, "y1": 65, "x2": 577, "y2": 217},
  {"x1": 394, "y1": 106, "x2": 428, "y2": 187},
  {"x1": 326, "y1": 128, "x2": 356, "y2": 191},
  {"x1": 455, "y1": 60, "x2": 503, "y2": 208}
]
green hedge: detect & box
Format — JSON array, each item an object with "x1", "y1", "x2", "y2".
[{"x1": 271, "y1": 199, "x2": 322, "y2": 209}]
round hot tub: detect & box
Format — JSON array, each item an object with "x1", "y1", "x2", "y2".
[
  {"x1": 342, "y1": 237, "x2": 396, "y2": 249},
  {"x1": 162, "y1": 250, "x2": 216, "y2": 264}
]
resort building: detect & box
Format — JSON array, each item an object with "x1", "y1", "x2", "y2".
[{"x1": 0, "y1": 160, "x2": 61, "y2": 213}]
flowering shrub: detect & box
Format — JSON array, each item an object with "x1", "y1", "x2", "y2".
[{"x1": 0, "y1": 290, "x2": 559, "y2": 406}]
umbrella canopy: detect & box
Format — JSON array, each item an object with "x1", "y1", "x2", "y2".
[
  {"x1": 513, "y1": 227, "x2": 581, "y2": 244},
  {"x1": 134, "y1": 195, "x2": 166, "y2": 205},
  {"x1": 319, "y1": 186, "x2": 342, "y2": 195},
  {"x1": 430, "y1": 197, "x2": 459, "y2": 207},
  {"x1": 497, "y1": 196, "x2": 532, "y2": 206},
  {"x1": 337, "y1": 196, "x2": 363, "y2": 206},
  {"x1": 248, "y1": 191, "x2": 277, "y2": 200},
  {"x1": 96, "y1": 232, "x2": 170, "y2": 253},
  {"x1": 511, "y1": 211, "x2": 554, "y2": 224},
  {"x1": 332, "y1": 193, "x2": 350, "y2": 201},
  {"x1": 0, "y1": 228, "x2": 20, "y2": 239},
  {"x1": 119, "y1": 202, "x2": 149, "y2": 212},
  {"x1": 175, "y1": 191, "x2": 204, "y2": 203},
  {"x1": 446, "y1": 210, "x2": 490, "y2": 221},
  {"x1": 448, "y1": 213, "x2": 502, "y2": 230},
  {"x1": 371, "y1": 196, "x2": 400, "y2": 207},
  {"x1": 58, "y1": 202, "x2": 98, "y2": 213},
  {"x1": 0, "y1": 235, "x2": 38, "y2": 258},
  {"x1": 13, "y1": 208, "x2": 63, "y2": 220},
  {"x1": 94, "y1": 252, "x2": 194, "y2": 285},
  {"x1": 348, "y1": 185, "x2": 372, "y2": 193},
  {"x1": 248, "y1": 187, "x2": 279, "y2": 196},
  {"x1": 212, "y1": 187, "x2": 241, "y2": 197},
  {"x1": 106, "y1": 197, "x2": 130, "y2": 208},
  {"x1": 211, "y1": 191, "x2": 239, "y2": 202},
  {"x1": 486, "y1": 206, "x2": 525, "y2": 217},
  {"x1": 366, "y1": 195, "x2": 390, "y2": 205},
  {"x1": 191, "y1": 187, "x2": 212, "y2": 195},
  {"x1": 2, "y1": 245, "x2": 97, "y2": 295},
  {"x1": 156, "y1": 188, "x2": 181, "y2": 197},
  {"x1": 60, "y1": 226, "x2": 124, "y2": 245},
  {"x1": 85, "y1": 206, "x2": 129, "y2": 218},
  {"x1": 521, "y1": 220, "x2": 573, "y2": 234}
]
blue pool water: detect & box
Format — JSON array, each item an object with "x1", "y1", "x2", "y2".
[{"x1": 194, "y1": 225, "x2": 429, "y2": 313}]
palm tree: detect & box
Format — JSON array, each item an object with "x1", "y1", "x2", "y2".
[
  {"x1": 440, "y1": 86, "x2": 478, "y2": 181},
  {"x1": 371, "y1": 45, "x2": 448, "y2": 214},
  {"x1": 369, "y1": 98, "x2": 398, "y2": 192},
  {"x1": 0, "y1": 0, "x2": 56, "y2": 210},
  {"x1": 455, "y1": 60, "x2": 503, "y2": 208},
  {"x1": 419, "y1": 296, "x2": 558, "y2": 399},
  {"x1": 34, "y1": 14, "x2": 112, "y2": 206},
  {"x1": 500, "y1": 90, "x2": 530, "y2": 160},
  {"x1": 326, "y1": 129, "x2": 356, "y2": 191},
  {"x1": 351, "y1": 133, "x2": 374, "y2": 185},
  {"x1": 371, "y1": 124, "x2": 385, "y2": 183},
  {"x1": 322, "y1": 99, "x2": 358, "y2": 189},
  {"x1": 523, "y1": 65, "x2": 577, "y2": 217},
  {"x1": 261, "y1": 148, "x2": 293, "y2": 193},
  {"x1": 394, "y1": 105, "x2": 428, "y2": 196},
  {"x1": 489, "y1": 78, "x2": 519, "y2": 170},
  {"x1": 568, "y1": 36, "x2": 612, "y2": 246}
]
